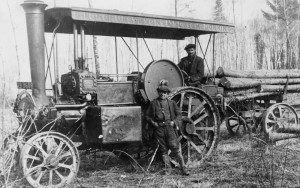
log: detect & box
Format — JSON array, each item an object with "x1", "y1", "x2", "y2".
[
  {"x1": 213, "y1": 78, "x2": 221, "y2": 86},
  {"x1": 225, "y1": 92, "x2": 275, "y2": 103},
  {"x1": 224, "y1": 88, "x2": 259, "y2": 97},
  {"x1": 268, "y1": 132, "x2": 300, "y2": 142},
  {"x1": 217, "y1": 67, "x2": 300, "y2": 78},
  {"x1": 254, "y1": 78, "x2": 300, "y2": 85},
  {"x1": 202, "y1": 77, "x2": 221, "y2": 85},
  {"x1": 260, "y1": 84, "x2": 300, "y2": 92},
  {"x1": 220, "y1": 77, "x2": 260, "y2": 89},
  {"x1": 276, "y1": 123, "x2": 300, "y2": 134}
]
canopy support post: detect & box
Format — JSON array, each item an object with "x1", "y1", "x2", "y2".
[
  {"x1": 136, "y1": 36, "x2": 140, "y2": 78},
  {"x1": 73, "y1": 23, "x2": 78, "y2": 70},
  {"x1": 213, "y1": 33, "x2": 216, "y2": 84},
  {"x1": 115, "y1": 36, "x2": 119, "y2": 81},
  {"x1": 197, "y1": 35, "x2": 212, "y2": 77}
]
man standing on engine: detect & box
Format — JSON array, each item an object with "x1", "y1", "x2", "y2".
[
  {"x1": 146, "y1": 83, "x2": 189, "y2": 176},
  {"x1": 178, "y1": 43, "x2": 204, "y2": 87}
]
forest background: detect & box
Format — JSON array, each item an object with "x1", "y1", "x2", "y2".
[{"x1": 0, "y1": 0, "x2": 299, "y2": 106}]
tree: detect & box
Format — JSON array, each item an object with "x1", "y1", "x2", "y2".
[
  {"x1": 87, "y1": 0, "x2": 101, "y2": 78},
  {"x1": 213, "y1": 0, "x2": 230, "y2": 69},
  {"x1": 262, "y1": 0, "x2": 299, "y2": 22},
  {"x1": 254, "y1": 33, "x2": 266, "y2": 69},
  {"x1": 213, "y1": 0, "x2": 226, "y2": 22},
  {"x1": 262, "y1": 0, "x2": 300, "y2": 69}
]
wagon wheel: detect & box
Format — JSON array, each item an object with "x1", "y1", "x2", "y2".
[
  {"x1": 262, "y1": 103, "x2": 299, "y2": 140},
  {"x1": 225, "y1": 105, "x2": 249, "y2": 136},
  {"x1": 169, "y1": 87, "x2": 220, "y2": 167},
  {"x1": 19, "y1": 131, "x2": 80, "y2": 188},
  {"x1": 226, "y1": 116, "x2": 248, "y2": 136}
]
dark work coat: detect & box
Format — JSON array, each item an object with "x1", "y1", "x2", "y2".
[
  {"x1": 146, "y1": 98, "x2": 181, "y2": 126},
  {"x1": 178, "y1": 55, "x2": 204, "y2": 82},
  {"x1": 145, "y1": 98, "x2": 182, "y2": 154}
]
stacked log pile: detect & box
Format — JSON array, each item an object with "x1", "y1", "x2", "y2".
[{"x1": 216, "y1": 67, "x2": 300, "y2": 100}]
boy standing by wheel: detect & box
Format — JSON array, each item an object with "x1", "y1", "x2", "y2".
[{"x1": 146, "y1": 83, "x2": 189, "y2": 176}]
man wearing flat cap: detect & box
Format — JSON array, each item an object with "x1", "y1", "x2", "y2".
[
  {"x1": 178, "y1": 43, "x2": 204, "y2": 87},
  {"x1": 146, "y1": 82, "x2": 189, "y2": 176}
]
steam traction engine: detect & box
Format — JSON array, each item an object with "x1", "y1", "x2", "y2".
[{"x1": 13, "y1": 1, "x2": 235, "y2": 187}]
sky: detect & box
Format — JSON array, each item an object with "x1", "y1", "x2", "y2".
[{"x1": 0, "y1": 0, "x2": 268, "y2": 96}]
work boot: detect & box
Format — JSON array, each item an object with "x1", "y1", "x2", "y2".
[
  {"x1": 161, "y1": 154, "x2": 172, "y2": 175},
  {"x1": 174, "y1": 152, "x2": 190, "y2": 176}
]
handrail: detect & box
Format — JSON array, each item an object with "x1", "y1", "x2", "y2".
[
  {"x1": 55, "y1": 102, "x2": 87, "y2": 109},
  {"x1": 98, "y1": 74, "x2": 139, "y2": 77}
]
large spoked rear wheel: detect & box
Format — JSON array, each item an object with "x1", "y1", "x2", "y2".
[
  {"x1": 169, "y1": 87, "x2": 221, "y2": 167},
  {"x1": 19, "y1": 131, "x2": 80, "y2": 188}
]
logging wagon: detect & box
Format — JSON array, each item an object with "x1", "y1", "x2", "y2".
[
  {"x1": 217, "y1": 67, "x2": 300, "y2": 141},
  {"x1": 11, "y1": 0, "x2": 300, "y2": 187}
]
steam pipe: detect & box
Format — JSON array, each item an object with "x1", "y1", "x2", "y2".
[
  {"x1": 55, "y1": 102, "x2": 87, "y2": 109},
  {"x1": 73, "y1": 23, "x2": 78, "y2": 69},
  {"x1": 80, "y1": 25, "x2": 85, "y2": 69},
  {"x1": 21, "y1": 0, "x2": 48, "y2": 107}
]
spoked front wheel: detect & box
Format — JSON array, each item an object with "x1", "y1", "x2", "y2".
[
  {"x1": 169, "y1": 87, "x2": 220, "y2": 167},
  {"x1": 19, "y1": 131, "x2": 80, "y2": 188}
]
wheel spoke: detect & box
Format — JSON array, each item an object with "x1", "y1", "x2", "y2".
[
  {"x1": 194, "y1": 134, "x2": 209, "y2": 146},
  {"x1": 187, "y1": 96, "x2": 193, "y2": 118},
  {"x1": 58, "y1": 163, "x2": 73, "y2": 170},
  {"x1": 54, "y1": 169, "x2": 65, "y2": 180},
  {"x1": 190, "y1": 101, "x2": 206, "y2": 117},
  {"x1": 195, "y1": 126, "x2": 214, "y2": 131},
  {"x1": 180, "y1": 92, "x2": 185, "y2": 110},
  {"x1": 49, "y1": 170, "x2": 53, "y2": 186},
  {"x1": 26, "y1": 164, "x2": 44, "y2": 175},
  {"x1": 269, "y1": 112, "x2": 277, "y2": 121},
  {"x1": 266, "y1": 119, "x2": 276, "y2": 124},
  {"x1": 36, "y1": 170, "x2": 45, "y2": 183},
  {"x1": 278, "y1": 106, "x2": 283, "y2": 118},
  {"x1": 24, "y1": 154, "x2": 42, "y2": 161},
  {"x1": 59, "y1": 150, "x2": 72, "y2": 160},
  {"x1": 46, "y1": 137, "x2": 51, "y2": 153},
  {"x1": 49, "y1": 137, "x2": 59, "y2": 154},
  {"x1": 55, "y1": 142, "x2": 64, "y2": 156},
  {"x1": 190, "y1": 140, "x2": 203, "y2": 154},
  {"x1": 34, "y1": 141, "x2": 48, "y2": 157},
  {"x1": 187, "y1": 141, "x2": 191, "y2": 164},
  {"x1": 194, "y1": 112, "x2": 208, "y2": 125}
]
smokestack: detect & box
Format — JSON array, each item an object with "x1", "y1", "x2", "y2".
[{"x1": 21, "y1": 0, "x2": 48, "y2": 107}]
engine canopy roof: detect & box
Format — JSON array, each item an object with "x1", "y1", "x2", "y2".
[{"x1": 45, "y1": 7, "x2": 235, "y2": 40}]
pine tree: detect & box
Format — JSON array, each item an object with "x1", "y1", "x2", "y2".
[
  {"x1": 213, "y1": 0, "x2": 226, "y2": 22},
  {"x1": 262, "y1": 0, "x2": 299, "y2": 22},
  {"x1": 213, "y1": 0, "x2": 228, "y2": 68}
]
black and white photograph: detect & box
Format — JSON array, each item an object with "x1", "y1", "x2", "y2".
[{"x1": 1, "y1": 0, "x2": 300, "y2": 187}]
